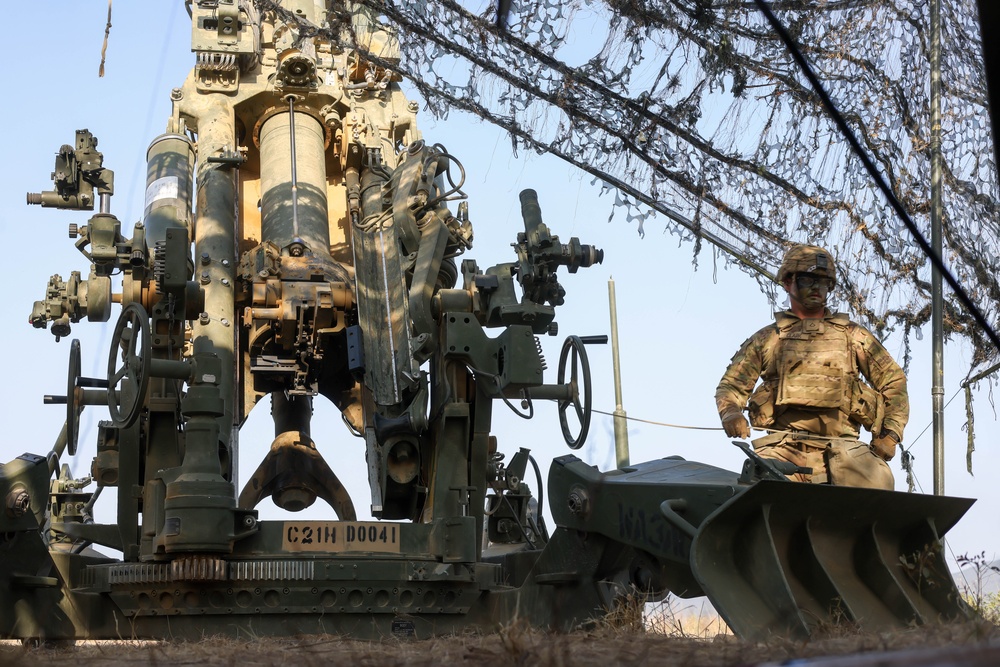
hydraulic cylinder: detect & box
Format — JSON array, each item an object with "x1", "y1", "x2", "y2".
[
  {"x1": 259, "y1": 110, "x2": 330, "y2": 255},
  {"x1": 143, "y1": 133, "x2": 195, "y2": 245}
]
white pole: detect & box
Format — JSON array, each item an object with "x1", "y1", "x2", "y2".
[{"x1": 609, "y1": 277, "x2": 630, "y2": 467}]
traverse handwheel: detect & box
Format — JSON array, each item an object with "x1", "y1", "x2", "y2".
[
  {"x1": 557, "y1": 335, "x2": 592, "y2": 449},
  {"x1": 44, "y1": 340, "x2": 110, "y2": 455},
  {"x1": 107, "y1": 303, "x2": 151, "y2": 428},
  {"x1": 43, "y1": 339, "x2": 84, "y2": 456},
  {"x1": 65, "y1": 339, "x2": 83, "y2": 455}
]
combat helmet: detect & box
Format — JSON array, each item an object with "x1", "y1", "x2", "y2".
[{"x1": 777, "y1": 244, "x2": 836, "y2": 285}]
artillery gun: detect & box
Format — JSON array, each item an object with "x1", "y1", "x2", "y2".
[{"x1": 1, "y1": 1, "x2": 973, "y2": 642}]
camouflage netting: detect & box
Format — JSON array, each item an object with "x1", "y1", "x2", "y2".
[{"x1": 277, "y1": 1, "x2": 1000, "y2": 372}]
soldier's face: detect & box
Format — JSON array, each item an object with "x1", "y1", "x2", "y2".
[{"x1": 787, "y1": 272, "x2": 830, "y2": 313}]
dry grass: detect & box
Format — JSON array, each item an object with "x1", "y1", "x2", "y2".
[
  {"x1": 1, "y1": 614, "x2": 996, "y2": 667},
  {"x1": 643, "y1": 597, "x2": 733, "y2": 638}
]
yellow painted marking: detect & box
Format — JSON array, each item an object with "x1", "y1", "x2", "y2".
[{"x1": 281, "y1": 521, "x2": 400, "y2": 553}]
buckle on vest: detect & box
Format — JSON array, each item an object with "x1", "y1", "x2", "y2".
[{"x1": 802, "y1": 319, "x2": 825, "y2": 334}]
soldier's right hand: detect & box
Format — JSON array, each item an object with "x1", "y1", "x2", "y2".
[{"x1": 722, "y1": 414, "x2": 750, "y2": 439}]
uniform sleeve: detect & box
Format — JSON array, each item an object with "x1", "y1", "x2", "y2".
[
  {"x1": 855, "y1": 328, "x2": 909, "y2": 439},
  {"x1": 715, "y1": 329, "x2": 767, "y2": 423}
]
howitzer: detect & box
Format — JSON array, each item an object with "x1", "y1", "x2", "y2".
[{"x1": 2, "y1": 1, "x2": 972, "y2": 642}]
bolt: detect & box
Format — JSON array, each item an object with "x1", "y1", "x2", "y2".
[
  {"x1": 567, "y1": 489, "x2": 589, "y2": 515},
  {"x1": 222, "y1": 259, "x2": 230, "y2": 267},
  {"x1": 408, "y1": 101, "x2": 419, "y2": 113},
  {"x1": 201, "y1": 272, "x2": 211, "y2": 285},
  {"x1": 243, "y1": 515, "x2": 256, "y2": 528},
  {"x1": 568, "y1": 493, "x2": 583, "y2": 513},
  {"x1": 201, "y1": 252, "x2": 211, "y2": 265},
  {"x1": 221, "y1": 318, "x2": 231, "y2": 327},
  {"x1": 6, "y1": 488, "x2": 30, "y2": 517},
  {"x1": 171, "y1": 88, "x2": 183, "y2": 100},
  {"x1": 221, "y1": 278, "x2": 230, "y2": 286},
  {"x1": 199, "y1": 312, "x2": 210, "y2": 325}
]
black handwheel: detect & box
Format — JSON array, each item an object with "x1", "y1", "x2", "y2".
[
  {"x1": 557, "y1": 335, "x2": 592, "y2": 449},
  {"x1": 107, "y1": 303, "x2": 151, "y2": 428},
  {"x1": 63, "y1": 339, "x2": 83, "y2": 456},
  {"x1": 44, "y1": 340, "x2": 110, "y2": 456},
  {"x1": 43, "y1": 339, "x2": 84, "y2": 456}
]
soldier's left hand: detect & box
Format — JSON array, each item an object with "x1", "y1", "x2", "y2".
[{"x1": 871, "y1": 429, "x2": 900, "y2": 461}]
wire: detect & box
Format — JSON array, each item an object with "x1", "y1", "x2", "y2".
[
  {"x1": 422, "y1": 149, "x2": 467, "y2": 210},
  {"x1": 341, "y1": 412, "x2": 363, "y2": 438},
  {"x1": 896, "y1": 384, "x2": 965, "y2": 495},
  {"x1": 590, "y1": 407, "x2": 722, "y2": 431},
  {"x1": 528, "y1": 453, "x2": 544, "y2": 527},
  {"x1": 901, "y1": 386, "x2": 964, "y2": 455},
  {"x1": 354, "y1": 206, "x2": 393, "y2": 232},
  {"x1": 621, "y1": 388, "x2": 972, "y2": 499},
  {"x1": 588, "y1": 384, "x2": 960, "y2": 497},
  {"x1": 488, "y1": 485, "x2": 538, "y2": 549},
  {"x1": 467, "y1": 365, "x2": 534, "y2": 419}
]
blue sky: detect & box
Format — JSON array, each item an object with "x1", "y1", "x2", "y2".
[{"x1": 2, "y1": 2, "x2": 996, "y2": 586}]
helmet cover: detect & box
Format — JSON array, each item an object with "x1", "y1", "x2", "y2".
[{"x1": 777, "y1": 244, "x2": 836, "y2": 285}]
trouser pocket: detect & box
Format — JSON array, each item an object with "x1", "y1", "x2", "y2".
[{"x1": 826, "y1": 440, "x2": 893, "y2": 490}]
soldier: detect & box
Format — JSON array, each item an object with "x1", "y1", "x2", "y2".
[{"x1": 715, "y1": 244, "x2": 908, "y2": 489}]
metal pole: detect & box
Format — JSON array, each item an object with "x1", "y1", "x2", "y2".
[
  {"x1": 930, "y1": 0, "x2": 945, "y2": 495},
  {"x1": 609, "y1": 278, "x2": 630, "y2": 468},
  {"x1": 288, "y1": 96, "x2": 300, "y2": 239}
]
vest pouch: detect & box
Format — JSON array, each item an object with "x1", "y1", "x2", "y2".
[
  {"x1": 748, "y1": 382, "x2": 776, "y2": 428},
  {"x1": 849, "y1": 380, "x2": 885, "y2": 434},
  {"x1": 775, "y1": 329, "x2": 850, "y2": 409}
]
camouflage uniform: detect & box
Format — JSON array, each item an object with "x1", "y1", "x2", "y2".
[{"x1": 716, "y1": 308, "x2": 908, "y2": 489}]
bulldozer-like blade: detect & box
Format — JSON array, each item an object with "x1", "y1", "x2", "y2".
[{"x1": 690, "y1": 481, "x2": 974, "y2": 640}]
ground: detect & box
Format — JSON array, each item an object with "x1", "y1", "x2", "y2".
[{"x1": 2, "y1": 612, "x2": 997, "y2": 666}]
